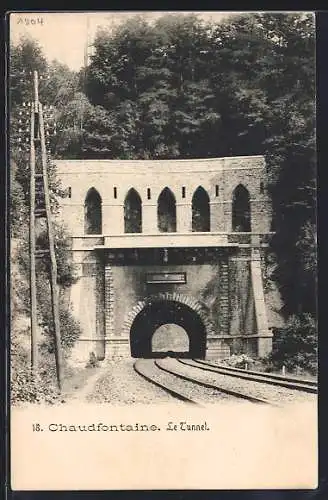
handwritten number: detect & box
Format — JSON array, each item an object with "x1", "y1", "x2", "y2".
[{"x1": 17, "y1": 17, "x2": 44, "y2": 26}]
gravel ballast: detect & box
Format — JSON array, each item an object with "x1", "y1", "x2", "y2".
[
  {"x1": 78, "y1": 358, "x2": 317, "y2": 406},
  {"x1": 86, "y1": 359, "x2": 175, "y2": 404},
  {"x1": 137, "y1": 359, "x2": 235, "y2": 404},
  {"x1": 163, "y1": 358, "x2": 317, "y2": 405}
]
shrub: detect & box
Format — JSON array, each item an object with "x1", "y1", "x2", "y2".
[
  {"x1": 38, "y1": 298, "x2": 83, "y2": 353},
  {"x1": 269, "y1": 313, "x2": 317, "y2": 375},
  {"x1": 11, "y1": 328, "x2": 60, "y2": 405},
  {"x1": 223, "y1": 354, "x2": 255, "y2": 368},
  {"x1": 11, "y1": 364, "x2": 60, "y2": 405}
]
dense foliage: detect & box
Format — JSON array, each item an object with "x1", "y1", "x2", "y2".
[
  {"x1": 10, "y1": 12, "x2": 317, "y2": 387},
  {"x1": 269, "y1": 314, "x2": 317, "y2": 375}
]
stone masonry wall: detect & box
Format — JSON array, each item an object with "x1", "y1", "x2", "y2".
[
  {"x1": 56, "y1": 156, "x2": 271, "y2": 236},
  {"x1": 68, "y1": 246, "x2": 278, "y2": 361},
  {"x1": 108, "y1": 263, "x2": 221, "y2": 340},
  {"x1": 56, "y1": 156, "x2": 275, "y2": 361}
]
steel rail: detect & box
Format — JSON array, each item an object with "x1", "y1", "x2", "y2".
[
  {"x1": 184, "y1": 359, "x2": 317, "y2": 394},
  {"x1": 133, "y1": 359, "x2": 200, "y2": 405},
  {"x1": 155, "y1": 359, "x2": 278, "y2": 406}
]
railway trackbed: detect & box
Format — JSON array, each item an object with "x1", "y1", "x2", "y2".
[
  {"x1": 134, "y1": 358, "x2": 199, "y2": 405},
  {"x1": 181, "y1": 358, "x2": 318, "y2": 394},
  {"x1": 133, "y1": 359, "x2": 279, "y2": 406}
]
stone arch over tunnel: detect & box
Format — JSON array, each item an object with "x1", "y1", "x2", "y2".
[{"x1": 124, "y1": 293, "x2": 212, "y2": 359}]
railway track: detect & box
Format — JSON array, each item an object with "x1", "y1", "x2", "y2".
[
  {"x1": 180, "y1": 359, "x2": 318, "y2": 394},
  {"x1": 133, "y1": 359, "x2": 199, "y2": 405},
  {"x1": 133, "y1": 359, "x2": 278, "y2": 406}
]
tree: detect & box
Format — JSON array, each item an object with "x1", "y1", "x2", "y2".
[
  {"x1": 270, "y1": 313, "x2": 317, "y2": 375},
  {"x1": 10, "y1": 35, "x2": 48, "y2": 106}
]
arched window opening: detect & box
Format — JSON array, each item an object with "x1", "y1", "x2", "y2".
[
  {"x1": 84, "y1": 188, "x2": 102, "y2": 234},
  {"x1": 192, "y1": 186, "x2": 210, "y2": 232},
  {"x1": 124, "y1": 188, "x2": 142, "y2": 233},
  {"x1": 157, "y1": 187, "x2": 176, "y2": 232},
  {"x1": 232, "y1": 184, "x2": 251, "y2": 232}
]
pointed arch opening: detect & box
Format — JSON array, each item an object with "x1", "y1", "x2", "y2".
[
  {"x1": 84, "y1": 188, "x2": 102, "y2": 234},
  {"x1": 157, "y1": 187, "x2": 176, "y2": 232},
  {"x1": 192, "y1": 186, "x2": 210, "y2": 232},
  {"x1": 232, "y1": 184, "x2": 251, "y2": 232},
  {"x1": 124, "y1": 188, "x2": 142, "y2": 233}
]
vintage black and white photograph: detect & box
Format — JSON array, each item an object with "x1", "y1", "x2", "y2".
[{"x1": 9, "y1": 11, "x2": 317, "y2": 490}]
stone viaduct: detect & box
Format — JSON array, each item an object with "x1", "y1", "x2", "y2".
[{"x1": 56, "y1": 155, "x2": 277, "y2": 362}]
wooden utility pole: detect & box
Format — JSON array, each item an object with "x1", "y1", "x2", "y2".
[
  {"x1": 39, "y1": 100, "x2": 63, "y2": 390},
  {"x1": 29, "y1": 70, "x2": 63, "y2": 390},
  {"x1": 29, "y1": 79, "x2": 37, "y2": 376}
]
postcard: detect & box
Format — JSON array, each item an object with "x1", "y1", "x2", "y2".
[{"x1": 9, "y1": 10, "x2": 318, "y2": 490}]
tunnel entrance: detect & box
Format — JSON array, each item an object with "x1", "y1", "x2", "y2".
[{"x1": 130, "y1": 300, "x2": 207, "y2": 358}]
